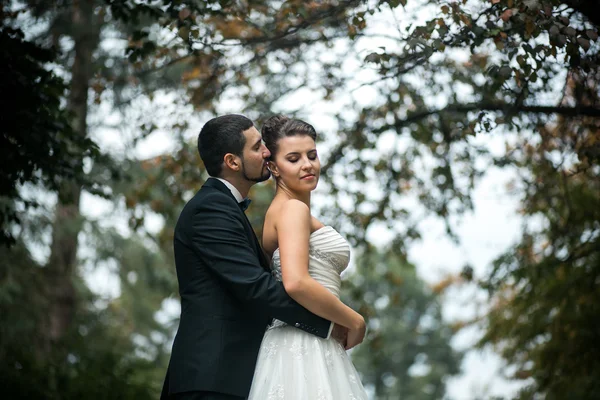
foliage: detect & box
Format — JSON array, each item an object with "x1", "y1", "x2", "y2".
[
  {"x1": 0, "y1": 5, "x2": 99, "y2": 246},
  {"x1": 480, "y1": 70, "x2": 600, "y2": 398},
  {"x1": 343, "y1": 248, "x2": 461, "y2": 399},
  {"x1": 107, "y1": 0, "x2": 362, "y2": 112},
  {"x1": 0, "y1": 238, "x2": 159, "y2": 399},
  {"x1": 311, "y1": 0, "x2": 600, "y2": 249},
  {"x1": 110, "y1": 0, "x2": 600, "y2": 252},
  {"x1": 357, "y1": 2, "x2": 600, "y2": 397}
]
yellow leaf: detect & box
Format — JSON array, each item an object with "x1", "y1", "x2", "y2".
[{"x1": 431, "y1": 275, "x2": 456, "y2": 294}]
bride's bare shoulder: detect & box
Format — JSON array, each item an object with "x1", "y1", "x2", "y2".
[
  {"x1": 280, "y1": 198, "x2": 309, "y2": 213},
  {"x1": 268, "y1": 198, "x2": 309, "y2": 222}
]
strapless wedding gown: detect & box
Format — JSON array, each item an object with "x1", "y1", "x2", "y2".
[{"x1": 248, "y1": 226, "x2": 368, "y2": 400}]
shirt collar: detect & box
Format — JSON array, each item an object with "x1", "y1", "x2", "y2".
[{"x1": 213, "y1": 177, "x2": 244, "y2": 203}]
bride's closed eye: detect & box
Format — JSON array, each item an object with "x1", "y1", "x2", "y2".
[{"x1": 287, "y1": 153, "x2": 318, "y2": 163}]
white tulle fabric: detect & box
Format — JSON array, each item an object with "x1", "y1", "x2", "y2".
[{"x1": 248, "y1": 226, "x2": 368, "y2": 400}]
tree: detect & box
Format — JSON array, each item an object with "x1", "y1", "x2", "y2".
[
  {"x1": 0, "y1": 3, "x2": 99, "y2": 247},
  {"x1": 0, "y1": 226, "x2": 160, "y2": 399},
  {"x1": 306, "y1": 0, "x2": 600, "y2": 247},
  {"x1": 479, "y1": 69, "x2": 600, "y2": 398}
]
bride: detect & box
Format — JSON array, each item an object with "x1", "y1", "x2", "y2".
[{"x1": 248, "y1": 116, "x2": 369, "y2": 399}]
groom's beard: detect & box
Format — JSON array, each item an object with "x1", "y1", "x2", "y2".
[{"x1": 241, "y1": 159, "x2": 271, "y2": 183}]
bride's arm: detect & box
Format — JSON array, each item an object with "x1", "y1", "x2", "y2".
[{"x1": 276, "y1": 200, "x2": 365, "y2": 332}]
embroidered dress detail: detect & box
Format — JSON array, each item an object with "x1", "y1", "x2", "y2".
[
  {"x1": 248, "y1": 226, "x2": 368, "y2": 400},
  {"x1": 262, "y1": 340, "x2": 279, "y2": 359},
  {"x1": 267, "y1": 385, "x2": 285, "y2": 400},
  {"x1": 308, "y1": 247, "x2": 348, "y2": 274}
]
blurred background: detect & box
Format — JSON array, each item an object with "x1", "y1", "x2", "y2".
[{"x1": 1, "y1": 0, "x2": 599, "y2": 399}]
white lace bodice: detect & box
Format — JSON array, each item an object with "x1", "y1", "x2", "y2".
[{"x1": 271, "y1": 226, "x2": 350, "y2": 298}]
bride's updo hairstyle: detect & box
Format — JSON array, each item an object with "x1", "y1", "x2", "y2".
[{"x1": 262, "y1": 115, "x2": 318, "y2": 159}]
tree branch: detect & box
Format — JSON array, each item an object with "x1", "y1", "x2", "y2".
[{"x1": 390, "y1": 102, "x2": 600, "y2": 129}]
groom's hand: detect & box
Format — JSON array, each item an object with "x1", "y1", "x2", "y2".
[
  {"x1": 346, "y1": 317, "x2": 366, "y2": 350},
  {"x1": 331, "y1": 323, "x2": 348, "y2": 347}
]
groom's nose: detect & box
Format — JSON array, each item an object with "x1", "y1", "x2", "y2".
[{"x1": 262, "y1": 144, "x2": 271, "y2": 159}]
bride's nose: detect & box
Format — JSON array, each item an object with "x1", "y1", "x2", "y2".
[{"x1": 301, "y1": 157, "x2": 313, "y2": 170}]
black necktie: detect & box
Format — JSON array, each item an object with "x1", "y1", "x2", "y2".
[{"x1": 238, "y1": 198, "x2": 252, "y2": 211}]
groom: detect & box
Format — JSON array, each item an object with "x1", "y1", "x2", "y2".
[{"x1": 161, "y1": 114, "x2": 335, "y2": 400}]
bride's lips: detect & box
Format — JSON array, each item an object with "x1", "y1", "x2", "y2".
[{"x1": 301, "y1": 174, "x2": 315, "y2": 180}]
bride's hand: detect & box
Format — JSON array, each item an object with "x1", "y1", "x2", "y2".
[{"x1": 345, "y1": 315, "x2": 366, "y2": 350}]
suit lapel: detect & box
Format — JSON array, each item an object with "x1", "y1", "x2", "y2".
[
  {"x1": 203, "y1": 179, "x2": 271, "y2": 272},
  {"x1": 240, "y1": 212, "x2": 271, "y2": 271}
]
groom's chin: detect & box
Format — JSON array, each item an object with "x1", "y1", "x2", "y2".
[{"x1": 257, "y1": 171, "x2": 271, "y2": 182}]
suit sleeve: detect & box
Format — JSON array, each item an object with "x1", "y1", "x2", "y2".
[{"x1": 189, "y1": 195, "x2": 331, "y2": 338}]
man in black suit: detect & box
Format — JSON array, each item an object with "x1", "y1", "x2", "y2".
[{"x1": 161, "y1": 115, "x2": 335, "y2": 400}]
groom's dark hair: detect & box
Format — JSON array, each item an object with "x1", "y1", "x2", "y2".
[{"x1": 198, "y1": 114, "x2": 254, "y2": 177}]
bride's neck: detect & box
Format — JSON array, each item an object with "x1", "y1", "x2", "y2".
[{"x1": 275, "y1": 184, "x2": 311, "y2": 208}]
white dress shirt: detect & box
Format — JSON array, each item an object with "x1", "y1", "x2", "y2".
[{"x1": 214, "y1": 177, "x2": 244, "y2": 202}]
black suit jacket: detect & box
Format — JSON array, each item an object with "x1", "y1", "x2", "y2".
[{"x1": 161, "y1": 178, "x2": 331, "y2": 398}]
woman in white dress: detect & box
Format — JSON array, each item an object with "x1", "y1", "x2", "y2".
[{"x1": 248, "y1": 116, "x2": 369, "y2": 400}]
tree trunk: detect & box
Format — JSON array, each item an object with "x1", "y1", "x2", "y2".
[{"x1": 43, "y1": 0, "x2": 100, "y2": 350}]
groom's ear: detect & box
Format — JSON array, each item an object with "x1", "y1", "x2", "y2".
[{"x1": 223, "y1": 153, "x2": 240, "y2": 171}]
